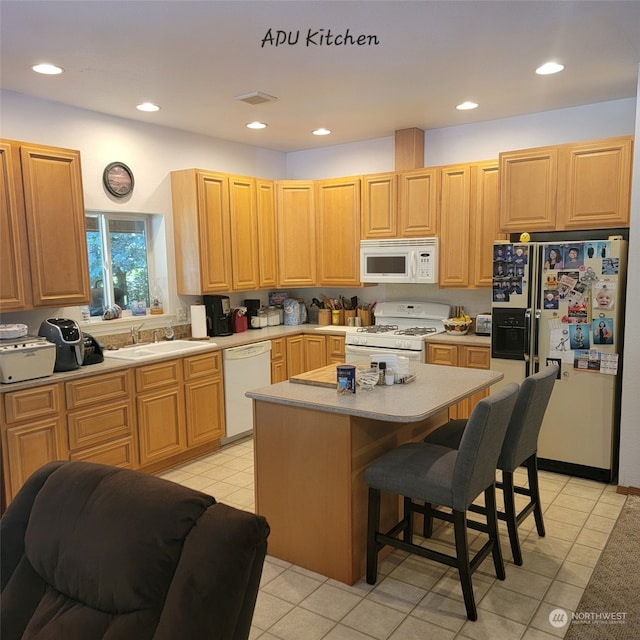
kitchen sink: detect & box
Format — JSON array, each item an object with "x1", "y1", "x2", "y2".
[{"x1": 103, "y1": 340, "x2": 216, "y2": 361}]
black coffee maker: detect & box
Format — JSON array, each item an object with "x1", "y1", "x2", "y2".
[
  {"x1": 203, "y1": 295, "x2": 233, "y2": 336},
  {"x1": 244, "y1": 299, "x2": 261, "y2": 329}
]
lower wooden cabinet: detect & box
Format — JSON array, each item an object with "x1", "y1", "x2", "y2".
[
  {"x1": 286, "y1": 334, "x2": 330, "y2": 377},
  {"x1": 326, "y1": 335, "x2": 345, "y2": 364},
  {"x1": 271, "y1": 337, "x2": 287, "y2": 383},
  {"x1": 1, "y1": 383, "x2": 67, "y2": 504},
  {"x1": 427, "y1": 342, "x2": 490, "y2": 419}
]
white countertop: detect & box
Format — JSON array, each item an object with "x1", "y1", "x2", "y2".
[{"x1": 246, "y1": 362, "x2": 503, "y2": 423}]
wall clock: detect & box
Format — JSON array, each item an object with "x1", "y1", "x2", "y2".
[{"x1": 103, "y1": 162, "x2": 134, "y2": 197}]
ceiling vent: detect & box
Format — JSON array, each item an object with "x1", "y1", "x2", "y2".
[{"x1": 235, "y1": 91, "x2": 278, "y2": 105}]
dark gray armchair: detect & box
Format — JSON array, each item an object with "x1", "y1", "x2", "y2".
[{"x1": 1, "y1": 460, "x2": 269, "y2": 640}]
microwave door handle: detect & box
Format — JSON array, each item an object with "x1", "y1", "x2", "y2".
[{"x1": 410, "y1": 250, "x2": 417, "y2": 278}]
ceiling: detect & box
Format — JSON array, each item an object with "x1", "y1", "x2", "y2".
[{"x1": 1, "y1": 1, "x2": 639, "y2": 153}]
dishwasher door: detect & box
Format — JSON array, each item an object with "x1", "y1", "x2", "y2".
[{"x1": 222, "y1": 340, "x2": 272, "y2": 443}]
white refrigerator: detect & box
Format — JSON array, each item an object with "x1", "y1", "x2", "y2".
[{"x1": 490, "y1": 237, "x2": 627, "y2": 482}]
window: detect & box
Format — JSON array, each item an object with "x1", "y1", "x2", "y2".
[{"x1": 86, "y1": 212, "x2": 151, "y2": 317}]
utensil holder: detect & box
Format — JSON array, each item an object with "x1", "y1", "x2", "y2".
[
  {"x1": 357, "y1": 308, "x2": 372, "y2": 326},
  {"x1": 332, "y1": 309, "x2": 345, "y2": 325},
  {"x1": 318, "y1": 309, "x2": 332, "y2": 326},
  {"x1": 344, "y1": 310, "x2": 356, "y2": 325}
]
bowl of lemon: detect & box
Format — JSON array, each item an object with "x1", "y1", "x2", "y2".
[{"x1": 442, "y1": 310, "x2": 472, "y2": 335}]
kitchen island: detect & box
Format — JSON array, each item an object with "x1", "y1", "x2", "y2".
[{"x1": 246, "y1": 362, "x2": 503, "y2": 585}]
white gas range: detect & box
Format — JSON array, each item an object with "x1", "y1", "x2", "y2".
[{"x1": 343, "y1": 301, "x2": 451, "y2": 364}]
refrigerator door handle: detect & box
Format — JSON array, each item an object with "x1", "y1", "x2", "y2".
[{"x1": 524, "y1": 308, "x2": 532, "y2": 363}]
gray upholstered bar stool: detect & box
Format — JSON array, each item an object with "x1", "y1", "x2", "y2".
[
  {"x1": 424, "y1": 364, "x2": 557, "y2": 566},
  {"x1": 365, "y1": 383, "x2": 519, "y2": 621}
]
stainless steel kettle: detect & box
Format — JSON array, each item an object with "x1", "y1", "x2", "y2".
[{"x1": 38, "y1": 318, "x2": 84, "y2": 371}]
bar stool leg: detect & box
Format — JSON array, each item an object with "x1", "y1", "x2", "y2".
[
  {"x1": 453, "y1": 509, "x2": 477, "y2": 621},
  {"x1": 502, "y1": 470, "x2": 523, "y2": 565},
  {"x1": 527, "y1": 455, "x2": 546, "y2": 537},
  {"x1": 485, "y1": 485, "x2": 506, "y2": 580}
]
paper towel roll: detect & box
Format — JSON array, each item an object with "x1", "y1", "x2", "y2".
[{"x1": 190, "y1": 305, "x2": 207, "y2": 338}]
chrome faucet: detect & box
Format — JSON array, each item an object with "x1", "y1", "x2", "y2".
[{"x1": 131, "y1": 323, "x2": 144, "y2": 344}]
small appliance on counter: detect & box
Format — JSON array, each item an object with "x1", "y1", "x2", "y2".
[
  {"x1": 203, "y1": 294, "x2": 233, "y2": 336},
  {"x1": 232, "y1": 308, "x2": 248, "y2": 333},
  {"x1": 475, "y1": 313, "x2": 492, "y2": 336},
  {"x1": 0, "y1": 324, "x2": 56, "y2": 383},
  {"x1": 38, "y1": 318, "x2": 84, "y2": 372},
  {"x1": 244, "y1": 299, "x2": 262, "y2": 329},
  {"x1": 82, "y1": 333, "x2": 104, "y2": 365}
]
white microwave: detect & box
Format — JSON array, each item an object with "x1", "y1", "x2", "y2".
[{"x1": 360, "y1": 238, "x2": 438, "y2": 284}]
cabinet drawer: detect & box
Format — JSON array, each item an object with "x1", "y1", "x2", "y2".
[
  {"x1": 69, "y1": 437, "x2": 137, "y2": 468},
  {"x1": 427, "y1": 343, "x2": 459, "y2": 366},
  {"x1": 65, "y1": 370, "x2": 131, "y2": 410},
  {"x1": 136, "y1": 360, "x2": 182, "y2": 392},
  {"x1": 67, "y1": 400, "x2": 134, "y2": 451},
  {"x1": 3, "y1": 384, "x2": 61, "y2": 424},
  {"x1": 183, "y1": 351, "x2": 221, "y2": 380},
  {"x1": 271, "y1": 337, "x2": 286, "y2": 361}
]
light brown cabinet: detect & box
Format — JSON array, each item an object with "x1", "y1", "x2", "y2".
[
  {"x1": 362, "y1": 172, "x2": 397, "y2": 238},
  {"x1": 1, "y1": 383, "x2": 67, "y2": 503},
  {"x1": 271, "y1": 337, "x2": 288, "y2": 383},
  {"x1": 398, "y1": 167, "x2": 439, "y2": 237},
  {"x1": 0, "y1": 139, "x2": 90, "y2": 311},
  {"x1": 276, "y1": 181, "x2": 317, "y2": 287},
  {"x1": 66, "y1": 370, "x2": 137, "y2": 469},
  {"x1": 136, "y1": 359, "x2": 187, "y2": 467},
  {"x1": 499, "y1": 136, "x2": 633, "y2": 232},
  {"x1": 326, "y1": 335, "x2": 345, "y2": 364},
  {"x1": 171, "y1": 169, "x2": 233, "y2": 294},
  {"x1": 427, "y1": 342, "x2": 490, "y2": 419},
  {"x1": 285, "y1": 334, "x2": 327, "y2": 377},
  {"x1": 256, "y1": 179, "x2": 278, "y2": 288},
  {"x1": 316, "y1": 177, "x2": 361, "y2": 286},
  {"x1": 439, "y1": 161, "x2": 505, "y2": 288},
  {"x1": 229, "y1": 175, "x2": 260, "y2": 291},
  {"x1": 183, "y1": 352, "x2": 225, "y2": 447}
]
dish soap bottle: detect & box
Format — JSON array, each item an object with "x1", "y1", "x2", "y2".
[
  {"x1": 165, "y1": 320, "x2": 175, "y2": 341},
  {"x1": 150, "y1": 280, "x2": 164, "y2": 315}
]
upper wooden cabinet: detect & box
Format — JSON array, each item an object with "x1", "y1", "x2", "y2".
[
  {"x1": 438, "y1": 161, "x2": 504, "y2": 288},
  {"x1": 1, "y1": 139, "x2": 90, "y2": 311},
  {"x1": 229, "y1": 175, "x2": 260, "y2": 291},
  {"x1": 256, "y1": 179, "x2": 278, "y2": 289},
  {"x1": 558, "y1": 137, "x2": 633, "y2": 230},
  {"x1": 362, "y1": 172, "x2": 397, "y2": 238},
  {"x1": 499, "y1": 136, "x2": 633, "y2": 232},
  {"x1": 276, "y1": 181, "x2": 317, "y2": 287},
  {"x1": 171, "y1": 169, "x2": 233, "y2": 294},
  {"x1": 398, "y1": 167, "x2": 438, "y2": 237},
  {"x1": 316, "y1": 177, "x2": 361, "y2": 287}
]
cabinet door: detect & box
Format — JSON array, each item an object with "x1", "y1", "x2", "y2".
[
  {"x1": 5, "y1": 417, "x2": 67, "y2": 501},
  {"x1": 558, "y1": 137, "x2": 632, "y2": 229},
  {"x1": 270, "y1": 337, "x2": 287, "y2": 382},
  {"x1": 276, "y1": 181, "x2": 316, "y2": 287},
  {"x1": 438, "y1": 164, "x2": 471, "y2": 287},
  {"x1": 286, "y1": 335, "x2": 305, "y2": 377},
  {"x1": 0, "y1": 141, "x2": 31, "y2": 310},
  {"x1": 326, "y1": 335, "x2": 345, "y2": 364},
  {"x1": 398, "y1": 168, "x2": 438, "y2": 237},
  {"x1": 362, "y1": 173, "x2": 397, "y2": 238},
  {"x1": 470, "y1": 162, "x2": 505, "y2": 287},
  {"x1": 229, "y1": 175, "x2": 260, "y2": 290},
  {"x1": 197, "y1": 171, "x2": 232, "y2": 292},
  {"x1": 427, "y1": 343, "x2": 458, "y2": 366},
  {"x1": 316, "y1": 177, "x2": 361, "y2": 286},
  {"x1": 256, "y1": 179, "x2": 278, "y2": 288},
  {"x1": 20, "y1": 143, "x2": 90, "y2": 307},
  {"x1": 185, "y1": 376, "x2": 225, "y2": 446},
  {"x1": 304, "y1": 335, "x2": 327, "y2": 372},
  {"x1": 457, "y1": 346, "x2": 490, "y2": 418},
  {"x1": 137, "y1": 388, "x2": 186, "y2": 466},
  {"x1": 499, "y1": 147, "x2": 558, "y2": 232}
]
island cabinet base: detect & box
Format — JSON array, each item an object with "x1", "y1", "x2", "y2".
[{"x1": 253, "y1": 400, "x2": 448, "y2": 585}]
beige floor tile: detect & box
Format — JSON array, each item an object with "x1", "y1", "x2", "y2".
[
  {"x1": 177, "y1": 474, "x2": 217, "y2": 492},
  {"x1": 554, "y1": 560, "x2": 593, "y2": 589},
  {"x1": 411, "y1": 592, "x2": 467, "y2": 633},
  {"x1": 598, "y1": 490, "x2": 627, "y2": 505},
  {"x1": 582, "y1": 512, "x2": 616, "y2": 534},
  {"x1": 388, "y1": 615, "x2": 456, "y2": 640},
  {"x1": 543, "y1": 580, "x2": 585, "y2": 611},
  {"x1": 322, "y1": 624, "x2": 379, "y2": 640},
  {"x1": 559, "y1": 483, "x2": 604, "y2": 501},
  {"x1": 517, "y1": 548, "x2": 563, "y2": 578},
  {"x1": 367, "y1": 576, "x2": 428, "y2": 614},
  {"x1": 528, "y1": 601, "x2": 571, "y2": 638},
  {"x1": 478, "y1": 584, "x2": 540, "y2": 624},
  {"x1": 299, "y1": 583, "x2": 362, "y2": 621},
  {"x1": 268, "y1": 606, "x2": 335, "y2": 640},
  {"x1": 223, "y1": 469, "x2": 255, "y2": 487},
  {"x1": 591, "y1": 500, "x2": 624, "y2": 519},
  {"x1": 340, "y1": 599, "x2": 406, "y2": 640},
  {"x1": 388, "y1": 555, "x2": 448, "y2": 590},
  {"x1": 564, "y1": 543, "x2": 602, "y2": 568},
  {"x1": 498, "y1": 564, "x2": 552, "y2": 600},
  {"x1": 543, "y1": 505, "x2": 589, "y2": 527},
  {"x1": 197, "y1": 465, "x2": 239, "y2": 481},
  {"x1": 261, "y1": 569, "x2": 324, "y2": 605},
  {"x1": 521, "y1": 534, "x2": 572, "y2": 560},
  {"x1": 550, "y1": 494, "x2": 597, "y2": 514},
  {"x1": 251, "y1": 591, "x2": 295, "y2": 631},
  {"x1": 574, "y1": 527, "x2": 609, "y2": 550},
  {"x1": 458, "y1": 608, "x2": 527, "y2": 640}
]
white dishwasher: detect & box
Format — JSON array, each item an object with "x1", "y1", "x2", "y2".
[{"x1": 222, "y1": 340, "x2": 272, "y2": 443}]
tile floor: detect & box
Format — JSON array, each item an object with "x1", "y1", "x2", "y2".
[{"x1": 157, "y1": 437, "x2": 627, "y2": 640}]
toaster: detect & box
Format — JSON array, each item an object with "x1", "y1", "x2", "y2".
[{"x1": 475, "y1": 313, "x2": 492, "y2": 336}]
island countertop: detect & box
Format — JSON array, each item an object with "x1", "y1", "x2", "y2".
[{"x1": 246, "y1": 362, "x2": 503, "y2": 423}]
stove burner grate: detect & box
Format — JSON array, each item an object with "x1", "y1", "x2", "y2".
[{"x1": 394, "y1": 327, "x2": 439, "y2": 336}]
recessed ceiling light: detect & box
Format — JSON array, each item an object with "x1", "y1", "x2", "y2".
[
  {"x1": 247, "y1": 121, "x2": 267, "y2": 129},
  {"x1": 136, "y1": 102, "x2": 160, "y2": 112},
  {"x1": 456, "y1": 101, "x2": 478, "y2": 111},
  {"x1": 536, "y1": 62, "x2": 564, "y2": 75},
  {"x1": 31, "y1": 63, "x2": 64, "y2": 75},
  {"x1": 312, "y1": 128, "x2": 331, "y2": 136}
]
